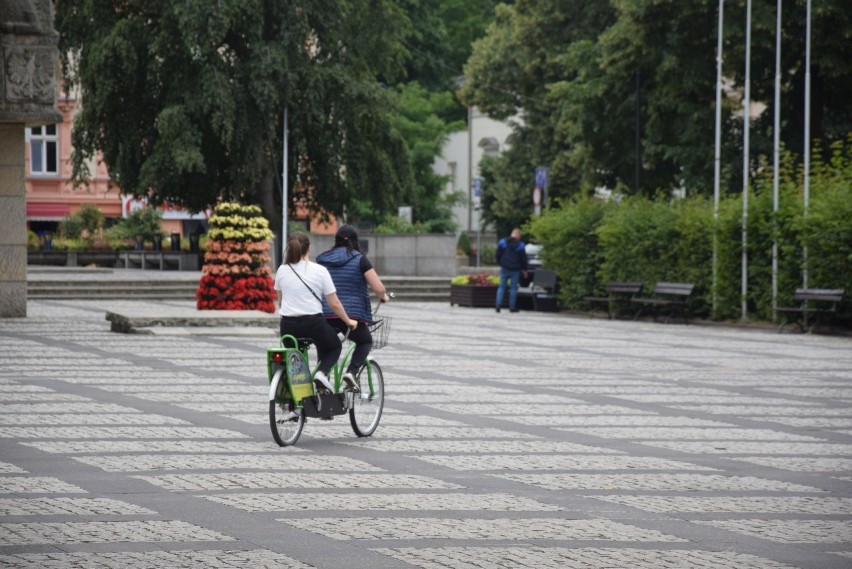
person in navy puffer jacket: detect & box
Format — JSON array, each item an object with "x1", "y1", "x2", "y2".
[
  {"x1": 495, "y1": 228, "x2": 529, "y2": 313},
  {"x1": 317, "y1": 225, "x2": 390, "y2": 389}
]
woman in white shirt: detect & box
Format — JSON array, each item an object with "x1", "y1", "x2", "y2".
[{"x1": 274, "y1": 232, "x2": 357, "y2": 392}]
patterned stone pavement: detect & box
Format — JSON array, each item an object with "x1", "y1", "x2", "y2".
[{"x1": 0, "y1": 298, "x2": 850, "y2": 568}]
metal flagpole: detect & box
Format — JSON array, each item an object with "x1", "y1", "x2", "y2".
[
  {"x1": 712, "y1": 0, "x2": 725, "y2": 319},
  {"x1": 771, "y1": 0, "x2": 782, "y2": 320},
  {"x1": 741, "y1": 0, "x2": 752, "y2": 320},
  {"x1": 803, "y1": 0, "x2": 812, "y2": 289},
  {"x1": 282, "y1": 107, "x2": 289, "y2": 258}
]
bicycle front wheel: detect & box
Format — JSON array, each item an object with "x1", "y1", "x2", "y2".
[
  {"x1": 269, "y1": 368, "x2": 305, "y2": 446},
  {"x1": 349, "y1": 360, "x2": 384, "y2": 437}
]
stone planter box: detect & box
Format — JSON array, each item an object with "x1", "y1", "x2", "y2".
[
  {"x1": 26, "y1": 251, "x2": 69, "y2": 266},
  {"x1": 28, "y1": 250, "x2": 118, "y2": 268},
  {"x1": 450, "y1": 285, "x2": 508, "y2": 308},
  {"x1": 74, "y1": 251, "x2": 120, "y2": 267}
]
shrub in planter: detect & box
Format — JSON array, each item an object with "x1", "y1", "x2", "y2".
[{"x1": 196, "y1": 203, "x2": 276, "y2": 313}]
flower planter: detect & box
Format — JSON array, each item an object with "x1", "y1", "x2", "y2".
[{"x1": 450, "y1": 285, "x2": 508, "y2": 308}]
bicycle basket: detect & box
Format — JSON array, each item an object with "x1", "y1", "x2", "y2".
[{"x1": 369, "y1": 316, "x2": 392, "y2": 350}]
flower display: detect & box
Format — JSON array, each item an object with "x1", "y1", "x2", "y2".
[
  {"x1": 451, "y1": 272, "x2": 500, "y2": 286},
  {"x1": 196, "y1": 202, "x2": 276, "y2": 312}
]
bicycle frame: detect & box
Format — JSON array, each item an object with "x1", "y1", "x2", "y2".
[{"x1": 266, "y1": 334, "x2": 378, "y2": 409}]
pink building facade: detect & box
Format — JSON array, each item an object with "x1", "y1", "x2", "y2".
[{"x1": 25, "y1": 92, "x2": 199, "y2": 241}]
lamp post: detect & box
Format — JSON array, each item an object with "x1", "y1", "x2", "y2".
[
  {"x1": 281, "y1": 107, "x2": 288, "y2": 261},
  {"x1": 741, "y1": 0, "x2": 752, "y2": 320},
  {"x1": 712, "y1": 0, "x2": 725, "y2": 319},
  {"x1": 772, "y1": 0, "x2": 782, "y2": 320}
]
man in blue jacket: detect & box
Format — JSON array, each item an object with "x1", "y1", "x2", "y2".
[{"x1": 495, "y1": 228, "x2": 528, "y2": 313}]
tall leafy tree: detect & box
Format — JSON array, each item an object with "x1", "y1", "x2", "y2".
[
  {"x1": 392, "y1": 82, "x2": 465, "y2": 231},
  {"x1": 56, "y1": 0, "x2": 414, "y2": 224},
  {"x1": 461, "y1": 0, "x2": 852, "y2": 230}
]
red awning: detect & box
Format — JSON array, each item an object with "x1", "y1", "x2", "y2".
[{"x1": 26, "y1": 203, "x2": 70, "y2": 220}]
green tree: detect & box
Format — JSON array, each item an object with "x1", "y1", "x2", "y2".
[
  {"x1": 57, "y1": 0, "x2": 414, "y2": 225},
  {"x1": 461, "y1": 0, "x2": 852, "y2": 230},
  {"x1": 105, "y1": 208, "x2": 164, "y2": 241},
  {"x1": 390, "y1": 82, "x2": 464, "y2": 232}
]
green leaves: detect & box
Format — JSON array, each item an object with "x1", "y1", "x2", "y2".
[
  {"x1": 56, "y1": 0, "x2": 416, "y2": 221},
  {"x1": 463, "y1": 0, "x2": 852, "y2": 236}
]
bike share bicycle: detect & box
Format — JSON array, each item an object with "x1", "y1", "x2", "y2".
[{"x1": 266, "y1": 297, "x2": 391, "y2": 446}]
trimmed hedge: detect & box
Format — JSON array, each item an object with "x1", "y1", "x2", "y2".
[{"x1": 528, "y1": 138, "x2": 852, "y2": 327}]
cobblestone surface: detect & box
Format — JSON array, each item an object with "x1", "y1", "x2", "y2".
[
  {"x1": 584, "y1": 495, "x2": 852, "y2": 514},
  {"x1": 695, "y1": 519, "x2": 852, "y2": 543},
  {"x1": 281, "y1": 517, "x2": 688, "y2": 542},
  {"x1": 338, "y1": 439, "x2": 619, "y2": 454},
  {"x1": 0, "y1": 497, "x2": 157, "y2": 516},
  {"x1": 0, "y1": 550, "x2": 316, "y2": 569},
  {"x1": 410, "y1": 454, "x2": 715, "y2": 472},
  {"x1": 205, "y1": 492, "x2": 561, "y2": 512},
  {"x1": 374, "y1": 547, "x2": 801, "y2": 568},
  {"x1": 493, "y1": 473, "x2": 825, "y2": 492},
  {"x1": 1, "y1": 295, "x2": 850, "y2": 568},
  {"x1": 0, "y1": 520, "x2": 234, "y2": 544},
  {"x1": 0, "y1": 477, "x2": 87, "y2": 494},
  {"x1": 73, "y1": 454, "x2": 382, "y2": 472},
  {"x1": 135, "y1": 472, "x2": 464, "y2": 492}
]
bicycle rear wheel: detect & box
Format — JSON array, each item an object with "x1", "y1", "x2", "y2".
[
  {"x1": 269, "y1": 368, "x2": 305, "y2": 446},
  {"x1": 349, "y1": 360, "x2": 384, "y2": 437}
]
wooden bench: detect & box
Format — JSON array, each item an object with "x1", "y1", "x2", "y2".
[
  {"x1": 517, "y1": 268, "x2": 559, "y2": 312},
  {"x1": 630, "y1": 282, "x2": 695, "y2": 324},
  {"x1": 776, "y1": 288, "x2": 845, "y2": 333},
  {"x1": 583, "y1": 281, "x2": 643, "y2": 319}
]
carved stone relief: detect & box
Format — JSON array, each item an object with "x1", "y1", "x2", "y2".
[
  {"x1": 5, "y1": 46, "x2": 54, "y2": 102},
  {"x1": 0, "y1": 0, "x2": 61, "y2": 123}
]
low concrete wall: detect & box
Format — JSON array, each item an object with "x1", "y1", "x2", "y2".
[{"x1": 309, "y1": 234, "x2": 456, "y2": 277}]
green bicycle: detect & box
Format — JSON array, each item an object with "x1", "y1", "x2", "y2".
[{"x1": 266, "y1": 306, "x2": 389, "y2": 447}]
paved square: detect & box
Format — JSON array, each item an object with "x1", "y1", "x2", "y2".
[{"x1": 1, "y1": 297, "x2": 850, "y2": 568}]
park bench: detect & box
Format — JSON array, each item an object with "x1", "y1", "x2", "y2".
[
  {"x1": 630, "y1": 281, "x2": 695, "y2": 324},
  {"x1": 582, "y1": 281, "x2": 644, "y2": 319},
  {"x1": 776, "y1": 288, "x2": 845, "y2": 333},
  {"x1": 517, "y1": 268, "x2": 559, "y2": 312}
]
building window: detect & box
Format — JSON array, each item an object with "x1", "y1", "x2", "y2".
[{"x1": 27, "y1": 125, "x2": 58, "y2": 175}]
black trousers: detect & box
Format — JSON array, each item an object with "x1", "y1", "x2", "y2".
[
  {"x1": 279, "y1": 314, "x2": 341, "y2": 375},
  {"x1": 327, "y1": 318, "x2": 372, "y2": 375}
]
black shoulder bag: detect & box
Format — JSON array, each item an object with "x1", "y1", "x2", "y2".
[{"x1": 288, "y1": 264, "x2": 323, "y2": 304}]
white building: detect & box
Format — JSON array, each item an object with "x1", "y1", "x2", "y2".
[{"x1": 433, "y1": 107, "x2": 519, "y2": 235}]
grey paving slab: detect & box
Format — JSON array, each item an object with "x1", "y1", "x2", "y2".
[{"x1": 0, "y1": 297, "x2": 850, "y2": 569}]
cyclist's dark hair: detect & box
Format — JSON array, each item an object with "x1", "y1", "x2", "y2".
[
  {"x1": 284, "y1": 232, "x2": 310, "y2": 265},
  {"x1": 334, "y1": 225, "x2": 361, "y2": 253},
  {"x1": 334, "y1": 224, "x2": 360, "y2": 254}
]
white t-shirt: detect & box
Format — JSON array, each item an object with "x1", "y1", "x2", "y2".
[{"x1": 274, "y1": 260, "x2": 336, "y2": 316}]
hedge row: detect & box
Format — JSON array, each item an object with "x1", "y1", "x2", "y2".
[{"x1": 528, "y1": 139, "x2": 852, "y2": 326}]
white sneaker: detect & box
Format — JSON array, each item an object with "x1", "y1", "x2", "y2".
[
  {"x1": 282, "y1": 409, "x2": 301, "y2": 421},
  {"x1": 342, "y1": 371, "x2": 359, "y2": 391},
  {"x1": 313, "y1": 372, "x2": 333, "y2": 393}
]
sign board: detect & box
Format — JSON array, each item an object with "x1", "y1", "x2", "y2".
[
  {"x1": 121, "y1": 196, "x2": 210, "y2": 220},
  {"x1": 535, "y1": 166, "x2": 549, "y2": 190},
  {"x1": 473, "y1": 177, "x2": 482, "y2": 208}
]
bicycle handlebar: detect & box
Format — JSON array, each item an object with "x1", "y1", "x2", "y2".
[{"x1": 373, "y1": 291, "x2": 394, "y2": 315}]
